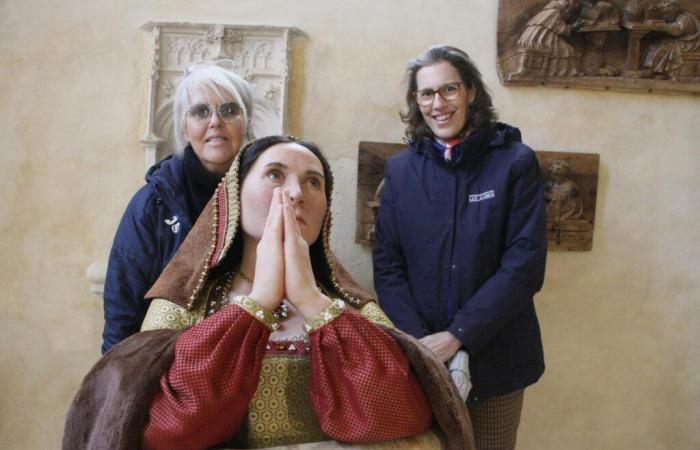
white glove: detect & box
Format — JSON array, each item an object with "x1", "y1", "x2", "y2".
[{"x1": 448, "y1": 350, "x2": 471, "y2": 401}]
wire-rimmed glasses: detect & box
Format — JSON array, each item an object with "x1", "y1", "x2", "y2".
[{"x1": 186, "y1": 102, "x2": 242, "y2": 123}]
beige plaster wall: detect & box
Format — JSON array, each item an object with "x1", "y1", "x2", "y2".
[{"x1": 1, "y1": 0, "x2": 698, "y2": 448}]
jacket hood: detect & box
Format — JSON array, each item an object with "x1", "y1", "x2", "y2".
[
  {"x1": 145, "y1": 154, "x2": 192, "y2": 229},
  {"x1": 489, "y1": 122, "x2": 522, "y2": 147}
]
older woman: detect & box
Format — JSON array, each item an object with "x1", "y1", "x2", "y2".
[
  {"x1": 373, "y1": 46, "x2": 547, "y2": 450},
  {"x1": 102, "y1": 61, "x2": 263, "y2": 353},
  {"x1": 65, "y1": 136, "x2": 475, "y2": 450}
]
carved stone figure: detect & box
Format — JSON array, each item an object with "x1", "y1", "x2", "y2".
[
  {"x1": 640, "y1": 0, "x2": 700, "y2": 80},
  {"x1": 583, "y1": 30, "x2": 620, "y2": 76},
  {"x1": 544, "y1": 159, "x2": 584, "y2": 225},
  {"x1": 578, "y1": 2, "x2": 621, "y2": 76},
  {"x1": 513, "y1": 0, "x2": 586, "y2": 78}
]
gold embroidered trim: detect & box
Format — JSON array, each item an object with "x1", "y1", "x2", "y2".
[
  {"x1": 321, "y1": 214, "x2": 361, "y2": 307},
  {"x1": 231, "y1": 295, "x2": 280, "y2": 331},
  {"x1": 141, "y1": 298, "x2": 206, "y2": 331},
  {"x1": 215, "y1": 151, "x2": 241, "y2": 267},
  {"x1": 205, "y1": 272, "x2": 235, "y2": 317},
  {"x1": 359, "y1": 302, "x2": 395, "y2": 328},
  {"x1": 187, "y1": 148, "x2": 243, "y2": 310},
  {"x1": 303, "y1": 299, "x2": 346, "y2": 333},
  {"x1": 186, "y1": 183, "x2": 220, "y2": 310}
]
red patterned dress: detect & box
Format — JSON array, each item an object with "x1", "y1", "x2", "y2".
[{"x1": 142, "y1": 299, "x2": 433, "y2": 450}]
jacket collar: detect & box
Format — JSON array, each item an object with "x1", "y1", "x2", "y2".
[{"x1": 412, "y1": 122, "x2": 521, "y2": 168}]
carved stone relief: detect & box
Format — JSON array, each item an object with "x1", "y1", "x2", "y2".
[
  {"x1": 355, "y1": 142, "x2": 600, "y2": 251},
  {"x1": 497, "y1": 0, "x2": 700, "y2": 95},
  {"x1": 139, "y1": 22, "x2": 300, "y2": 168},
  {"x1": 538, "y1": 150, "x2": 600, "y2": 251}
]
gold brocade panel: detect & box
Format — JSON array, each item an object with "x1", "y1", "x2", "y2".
[{"x1": 235, "y1": 354, "x2": 328, "y2": 449}]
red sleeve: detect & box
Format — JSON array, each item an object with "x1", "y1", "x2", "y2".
[
  {"x1": 308, "y1": 308, "x2": 433, "y2": 443},
  {"x1": 142, "y1": 305, "x2": 270, "y2": 450}
]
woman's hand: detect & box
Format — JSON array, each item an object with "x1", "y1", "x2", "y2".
[
  {"x1": 281, "y1": 189, "x2": 330, "y2": 319},
  {"x1": 248, "y1": 188, "x2": 285, "y2": 311},
  {"x1": 419, "y1": 331, "x2": 462, "y2": 363}
]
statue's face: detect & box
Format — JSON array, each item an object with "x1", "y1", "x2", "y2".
[
  {"x1": 240, "y1": 143, "x2": 328, "y2": 246},
  {"x1": 548, "y1": 161, "x2": 569, "y2": 181}
]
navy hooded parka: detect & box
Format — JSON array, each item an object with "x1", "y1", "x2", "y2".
[
  {"x1": 102, "y1": 148, "x2": 219, "y2": 353},
  {"x1": 373, "y1": 123, "x2": 546, "y2": 399}
]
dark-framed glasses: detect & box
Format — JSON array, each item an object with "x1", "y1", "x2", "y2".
[
  {"x1": 415, "y1": 81, "x2": 466, "y2": 106},
  {"x1": 186, "y1": 102, "x2": 242, "y2": 123}
]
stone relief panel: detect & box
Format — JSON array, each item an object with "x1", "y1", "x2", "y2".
[
  {"x1": 140, "y1": 22, "x2": 300, "y2": 167},
  {"x1": 356, "y1": 142, "x2": 600, "y2": 251},
  {"x1": 497, "y1": 0, "x2": 700, "y2": 95},
  {"x1": 539, "y1": 150, "x2": 599, "y2": 251}
]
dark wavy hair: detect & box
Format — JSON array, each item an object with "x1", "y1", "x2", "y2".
[{"x1": 400, "y1": 45, "x2": 498, "y2": 142}]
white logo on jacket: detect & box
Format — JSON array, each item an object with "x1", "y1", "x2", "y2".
[
  {"x1": 468, "y1": 190, "x2": 495, "y2": 203},
  {"x1": 164, "y1": 216, "x2": 180, "y2": 234}
]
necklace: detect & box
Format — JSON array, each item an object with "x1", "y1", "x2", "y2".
[
  {"x1": 236, "y1": 268, "x2": 253, "y2": 283},
  {"x1": 234, "y1": 267, "x2": 289, "y2": 321}
]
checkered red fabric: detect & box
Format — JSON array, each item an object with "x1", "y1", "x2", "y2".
[
  {"x1": 309, "y1": 308, "x2": 433, "y2": 442},
  {"x1": 143, "y1": 305, "x2": 270, "y2": 450},
  {"x1": 143, "y1": 305, "x2": 433, "y2": 450}
]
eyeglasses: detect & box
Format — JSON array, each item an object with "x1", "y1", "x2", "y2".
[
  {"x1": 186, "y1": 102, "x2": 242, "y2": 123},
  {"x1": 415, "y1": 81, "x2": 466, "y2": 106},
  {"x1": 185, "y1": 59, "x2": 237, "y2": 76}
]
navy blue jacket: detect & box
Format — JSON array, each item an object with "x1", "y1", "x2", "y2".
[
  {"x1": 373, "y1": 123, "x2": 546, "y2": 399},
  {"x1": 102, "y1": 155, "x2": 197, "y2": 353}
]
